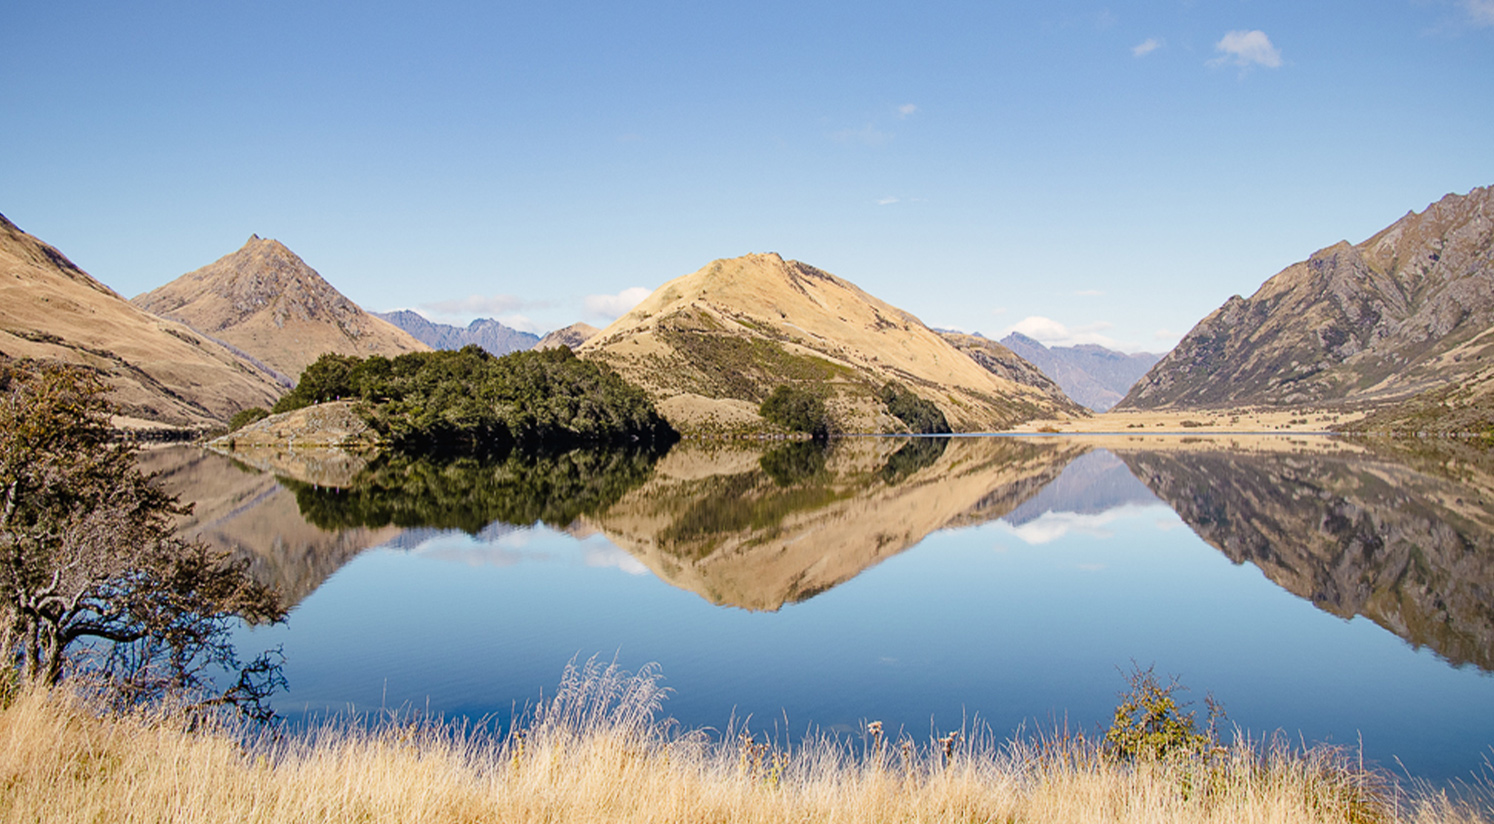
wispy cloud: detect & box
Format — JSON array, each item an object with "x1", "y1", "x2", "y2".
[
  {"x1": 420, "y1": 293, "x2": 525, "y2": 318},
  {"x1": 1132, "y1": 37, "x2": 1163, "y2": 57},
  {"x1": 1209, "y1": 29, "x2": 1283, "y2": 70},
  {"x1": 831, "y1": 123, "x2": 892, "y2": 145},
  {"x1": 499, "y1": 314, "x2": 541, "y2": 334},
  {"x1": 1466, "y1": 0, "x2": 1494, "y2": 25},
  {"x1": 584, "y1": 287, "x2": 651, "y2": 321},
  {"x1": 876, "y1": 196, "x2": 901, "y2": 206},
  {"x1": 1006, "y1": 315, "x2": 1117, "y2": 348},
  {"x1": 897, "y1": 103, "x2": 918, "y2": 118}
]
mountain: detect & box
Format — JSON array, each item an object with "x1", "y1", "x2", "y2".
[
  {"x1": 577, "y1": 253, "x2": 1079, "y2": 433},
  {"x1": 1121, "y1": 185, "x2": 1494, "y2": 411},
  {"x1": 1000, "y1": 332, "x2": 1160, "y2": 412},
  {"x1": 374, "y1": 310, "x2": 539, "y2": 355},
  {"x1": 937, "y1": 332, "x2": 1086, "y2": 414},
  {"x1": 132, "y1": 235, "x2": 428, "y2": 382},
  {"x1": 535, "y1": 322, "x2": 601, "y2": 351},
  {"x1": 0, "y1": 214, "x2": 284, "y2": 426}
]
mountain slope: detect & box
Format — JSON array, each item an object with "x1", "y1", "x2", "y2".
[
  {"x1": 937, "y1": 332, "x2": 1086, "y2": 415},
  {"x1": 0, "y1": 214, "x2": 285, "y2": 426},
  {"x1": 374, "y1": 310, "x2": 539, "y2": 355},
  {"x1": 535, "y1": 322, "x2": 600, "y2": 351},
  {"x1": 578, "y1": 253, "x2": 1078, "y2": 433},
  {"x1": 1001, "y1": 333, "x2": 1160, "y2": 411},
  {"x1": 132, "y1": 236, "x2": 428, "y2": 381},
  {"x1": 1121, "y1": 186, "x2": 1494, "y2": 411}
]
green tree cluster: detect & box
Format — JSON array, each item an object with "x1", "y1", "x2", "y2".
[
  {"x1": 879, "y1": 382, "x2": 950, "y2": 434},
  {"x1": 759, "y1": 385, "x2": 831, "y2": 437},
  {"x1": 274, "y1": 346, "x2": 676, "y2": 453},
  {"x1": 0, "y1": 362, "x2": 284, "y2": 717}
]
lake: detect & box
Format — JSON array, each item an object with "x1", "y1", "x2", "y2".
[{"x1": 139, "y1": 434, "x2": 1494, "y2": 784}]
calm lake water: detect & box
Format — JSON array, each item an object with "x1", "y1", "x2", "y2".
[{"x1": 141, "y1": 435, "x2": 1494, "y2": 783}]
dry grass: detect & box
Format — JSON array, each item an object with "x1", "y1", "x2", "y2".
[{"x1": 0, "y1": 660, "x2": 1486, "y2": 824}]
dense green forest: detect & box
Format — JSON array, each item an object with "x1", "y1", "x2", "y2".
[{"x1": 271, "y1": 346, "x2": 676, "y2": 452}]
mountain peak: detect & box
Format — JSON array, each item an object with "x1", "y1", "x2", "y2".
[{"x1": 132, "y1": 238, "x2": 426, "y2": 380}]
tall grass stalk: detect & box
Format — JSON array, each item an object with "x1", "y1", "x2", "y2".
[{"x1": 0, "y1": 659, "x2": 1485, "y2": 823}]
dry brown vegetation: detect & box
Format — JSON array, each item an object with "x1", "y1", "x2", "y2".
[{"x1": 0, "y1": 661, "x2": 1485, "y2": 824}]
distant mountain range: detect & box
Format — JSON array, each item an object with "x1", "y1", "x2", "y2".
[
  {"x1": 1121, "y1": 185, "x2": 1494, "y2": 414},
  {"x1": 578, "y1": 253, "x2": 1084, "y2": 433},
  {"x1": 374, "y1": 309, "x2": 539, "y2": 355},
  {"x1": 997, "y1": 333, "x2": 1160, "y2": 412},
  {"x1": 133, "y1": 235, "x2": 427, "y2": 382},
  {"x1": 0, "y1": 215, "x2": 284, "y2": 426}
]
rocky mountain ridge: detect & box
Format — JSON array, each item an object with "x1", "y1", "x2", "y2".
[
  {"x1": 374, "y1": 310, "x2": 539, "y2": 355},
  {"x1": 1121, "y1": 185, "x2": 1494, "y2": 411},
  {"x1": 1000, "y1": 333, "x2": 1160, "y2": 411}
]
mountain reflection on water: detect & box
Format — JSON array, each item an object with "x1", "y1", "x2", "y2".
[
  {"x1": 143, "y1": 434, "x2": 1494, "y2": 671},
  {"x1": 1116, "y1": 437, "x2": 1494, "y2": 672}
]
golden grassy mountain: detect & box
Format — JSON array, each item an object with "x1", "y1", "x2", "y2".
[
  {"x1": 0, "y1": 214, "x2": 285, "y2": 427},
  {"x1": 1122, "y1": 185, "x2": 1494, "y2": 411},
  {"x1": 535, "y1": 322, "x2": 601, "y2": 350},
  {"x1": 579, "y1": 253, "x2": 1081, "y2": 432},
  {"x1": 132, "y1": 235, "x2": 428, "y2": 382}
]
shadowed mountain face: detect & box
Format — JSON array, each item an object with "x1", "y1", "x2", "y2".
[
  {"x1": 582, "y1": 437, "x2": 1088, "y2": 611},
  {"x1": 1121, "y1": 185, "x2": 1494, "y2": 411},
  {"x1": 374, "y1": 310, "x2": 539, "y2": 355},
  {"x1": 1115, "y1": 443, "x2": 1494, "y2": 671}
]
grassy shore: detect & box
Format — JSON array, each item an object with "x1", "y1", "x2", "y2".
[{"x1": 0, "y1": 664, "x2": 1486, "y2": 824}]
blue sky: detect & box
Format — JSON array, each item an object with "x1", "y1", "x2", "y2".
[{"x1": 3, "y1": 1, "x2": 1491, "y2": 351}]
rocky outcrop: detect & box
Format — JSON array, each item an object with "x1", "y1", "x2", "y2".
[
  {"x1": 938, "y1": 332, "x2": 1087, "y2": 415},
  {"x1": 1121, "y1": 186, "x2": 1494, "y2": 411}
]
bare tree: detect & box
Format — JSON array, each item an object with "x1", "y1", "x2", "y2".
[{"x1": 0, "y1": 361, "x2": 285, "y2": 716}]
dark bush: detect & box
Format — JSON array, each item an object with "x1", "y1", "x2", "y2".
[
  {"x1": 879, "y1": 382, "x2": 950, "y2": 434},
  {"x1": 759, "y1": 384, "x2": 830, "y2": 437}
]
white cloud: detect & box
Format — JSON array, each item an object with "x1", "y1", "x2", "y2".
[
  {"x1": 1209, "y1": 30, "x2": 1283, "y2": 70},
  {"x1": 876, "y1": 195, "x2": 901, "y2": 206},
  {"x1": 897, "y1": 103, "x2": 918, "y2": 118},
  {"x1": 1006, "y1": 316, "x2": 1117, "y2": 348},
  {"x1": 584, "y1": 545, "x2": 649, "y2": 575},
  {"x1": 498, "y1": 314, "x2": 541, "y2": 334},
  {"x1": 1153, "y1": 328, "x2": 1179, "y2": 341},
  {"x1": 420, "y1": 293, "x2": 525, "y2": 318},
  {"x1": 1466, "y1": 0, "x2": 1494, "y2": 25},
  {"x1": 1074, "y1": 289, "x2": 1104, "y2": 297},
  {"x1": 584, "y1": 287, "x2": 651, "y2": 321},
  {"x1": 1132, "y1": 37, "x2": 1163, "y2": 57}
]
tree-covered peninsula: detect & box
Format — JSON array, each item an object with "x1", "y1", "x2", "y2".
[{"x1": 266, "y1": 345, "x2": 677, "y2": 453}]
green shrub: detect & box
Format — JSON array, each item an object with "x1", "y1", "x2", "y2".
[
  {"x1": 759, "y1": 385, "x2": 830, "y2": 437},
  {"x1": 1103, "y1": 663, "x2": 1224, "y2": 762},
  {"x1": 228, "y1": 407, "x2": 270, "y2": 431},
  {"x1": 879, "y1": 383, "x2": 950, "y2": 434}
]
